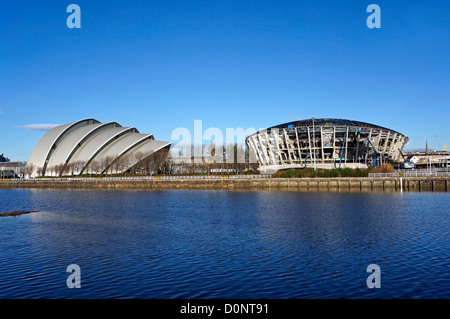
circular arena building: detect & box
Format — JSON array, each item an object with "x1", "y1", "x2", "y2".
[
  {"x1": 27, "y1": 118, "x2": 171, "y2": 177},
  {"x1": 245, "y1": 118, "x2": 409, "y2": 173}
]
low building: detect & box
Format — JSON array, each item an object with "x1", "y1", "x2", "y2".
[
  {"x1": 0, "y1": 161, "x2": 26, "y2": 178},
  {"x1": 405, "y1": 151, "x2": 450, "y2": 168}
]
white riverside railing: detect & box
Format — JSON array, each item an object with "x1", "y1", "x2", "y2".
[
  {"x1": 402, "y1": 171, "x2": 450, "y2": 177},
  {"x1": 9, "y1": 174, "x2": 270, "y2": 182},
  {"x1": 368, "y1": 173, "x2": 399, "y2": 178},
  {"x1": 8, "y1": 172, "x2": 450, "y2": 181},
  {"x1": 369, "y1": 172, "x2": 450, "y2": 178}
]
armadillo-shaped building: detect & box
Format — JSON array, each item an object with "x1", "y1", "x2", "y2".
[{"x1": 27, "y1": 119, "x2": 171, "y2": 177}]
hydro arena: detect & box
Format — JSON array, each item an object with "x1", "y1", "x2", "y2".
[
  {"x1": 27, "y1": 119, "x2": 171, "y2": 177},
  {"x1": 245, "y1": 118, "x2": 409, "y2": 173}
]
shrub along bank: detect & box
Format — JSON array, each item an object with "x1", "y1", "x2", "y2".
[{"x1": 271, "y1": 164, "x2": 395, "y2": 178}]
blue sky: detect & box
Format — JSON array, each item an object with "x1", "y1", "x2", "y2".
[{"x1": 1, "y1": 0, "x2": 449, "y2": 161}]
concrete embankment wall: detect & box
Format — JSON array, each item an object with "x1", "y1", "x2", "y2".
[{"x1": 0, "y1": 177, "x2": 449, "y2": 192}]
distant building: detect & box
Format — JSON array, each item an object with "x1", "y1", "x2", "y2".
[
  {"x1": 0, "y1": 161, "x2": 26, "y2": 178},
  {"x1": 0, "y1": 153, "x2": 10, "y2": 162},
  {"x1": 408, "y1": 156, "x2": 420, "y2": 164},
  {"x1": 404, "y1": 150, "x2": 450, "y2": 168}
]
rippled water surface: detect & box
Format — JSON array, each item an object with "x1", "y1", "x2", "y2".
[{"x1": 0, "y1": 189, "x2": 449, "y2": 299}]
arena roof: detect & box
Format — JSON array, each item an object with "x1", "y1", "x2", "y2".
[{"x1": 267, "y1": 118, "x2": 402, "y2": 135}]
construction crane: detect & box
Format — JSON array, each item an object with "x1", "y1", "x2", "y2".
[
  {"x1": 284, "y1": 110, "x2": 301, "y2": 121},
  {"x1": 356, "y1": 129, "x2": 378, "y2": 167},
  {"x1": 398, "y1": 148, "x2": 415, "y2": 169}
]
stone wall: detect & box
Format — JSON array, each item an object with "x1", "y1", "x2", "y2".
[{"x1": 1, "y1": 177, "x2": 449, "y2": 192}]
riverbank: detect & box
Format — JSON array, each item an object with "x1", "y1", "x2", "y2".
[{"x1": 1, "y1": 176, "x2": 449, "y2": 192}]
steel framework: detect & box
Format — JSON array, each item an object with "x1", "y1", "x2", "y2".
[{"x1": 245, "y1": 118, "x2": 409, "y2": 172}]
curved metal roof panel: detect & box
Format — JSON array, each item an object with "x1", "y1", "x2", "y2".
[
  {"x1": 27, "y1": 122, "x2": 74, "y2": 170},
  {"x1": 93, "y1": 133, "x2": 153, "y2": 164},
  {"x1": 27, "y1": 119, "x2": 99, "y2": 172},
  {"x1": 70, "y1": 126, "x2": 136, "y2": 164},
  {"x1": 46, "y1": 122, "x2": 121, "y2": 169},
  {"x1": 120, "y1": 140, "x2": 171, "y2": 171},
  {"x1": 127, "y1": 139, "x2": 171, "y2": 156}
]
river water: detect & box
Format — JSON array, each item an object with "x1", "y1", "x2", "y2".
[{"x1": 0, "y1": 188, "x2": 448, "y2": 299}]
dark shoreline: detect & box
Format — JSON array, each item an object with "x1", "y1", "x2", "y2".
[{"x1": 0, "y1": 211, "x2": 39, "y2": 217}]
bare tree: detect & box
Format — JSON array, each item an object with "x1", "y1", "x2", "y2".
[
  {"x1": 104, "y1": 156, "x2": 116, "y2": 175},
  {"x1": 54, "y1": 164, "x2": 63, "y2": 177},
  {"x1": 120, "y1": 154, "x2": 132, "y2": 175},
  {"x1": 55, "y1": 163, "x2": 69, "y2": 177},
  {"x1": 47, "y1": 165, "x2": 56, "y2": 177},
  {"x1": 35, "y1": 166, "x2": 43, "y2": 177},
  {"x1": 24, "y1": 164, "x2": 35, "y2": 178},
  {"x1": 97, "y1": 156, "x2": 113, "y2": 175},
  {"x1": 87, "y1": 160, "x2": 100, "y2": 176},
  {"x1": 153, "y1": 149, "x2": 169, "y2": 174},
  {"x1": 66, "y1": 162, "x2": 75, "y2": 176},
  {"x1": 73, "y1": 160, "x2": 86, "y2": 175},
  {"x1": 132, "y1": 151, "x2": 146, "y2": 174},
  {"x1": 162, "y1": 157, "x2": 174, "y2": 174}
]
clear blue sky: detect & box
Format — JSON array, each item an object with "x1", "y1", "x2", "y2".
[{"x1": 1, "y1": 0, "x2": 449, "y2": 161}]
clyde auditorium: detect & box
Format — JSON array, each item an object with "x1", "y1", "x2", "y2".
[
  {"x1": 27, "y1": 119, "x2": 171, "y2": 177},
  {"x1": 245, "y1": 118, "x2": 409, "y2": 173}
]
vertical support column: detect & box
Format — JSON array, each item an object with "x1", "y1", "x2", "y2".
[
  {"x1": 256, "y1": 135, "x2": 267, "y2": 166},
  {"x1": 383, "y1": 131, "x2": 390, "y2": 160},
  {"x1": 295, "y1": 127, "x2": 302, "y2": 165},
  {"x1": 250, "y1": 135, "x2": 263, "y2": 166},
  {"x1": 383, "y1": 131, "x2": 389, "y2": 152},
  {"x1": 355, "y1": 131, "x2": 360, "y2": 164},
  {"x1": 388, "y1": 133, "x2": 397, "y2": 158},
  {"x1": 308, "y1": 127, "x2": 313, "y2": 166},
  {"x1": 273, "y1": 129, "x2": 283, "y2": 165},
  {"x1": 321, "y1": 126, "x2": 325, "y2": 164},
  {"x1": 344, "y1": 126, "x2": 349, "y2": 164},
  {"x1": 283, "y1": 128, "x2": 293, "y2": 164},
  {"x1": 333, "y1": 126, "x2": 336, "y2": 165},
  {"x1": 368, "y1": 128, "x2": 374, "y2": 165},
  {"x1": 264, "y1": 131, "x2": 276, "y2": 165}
]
